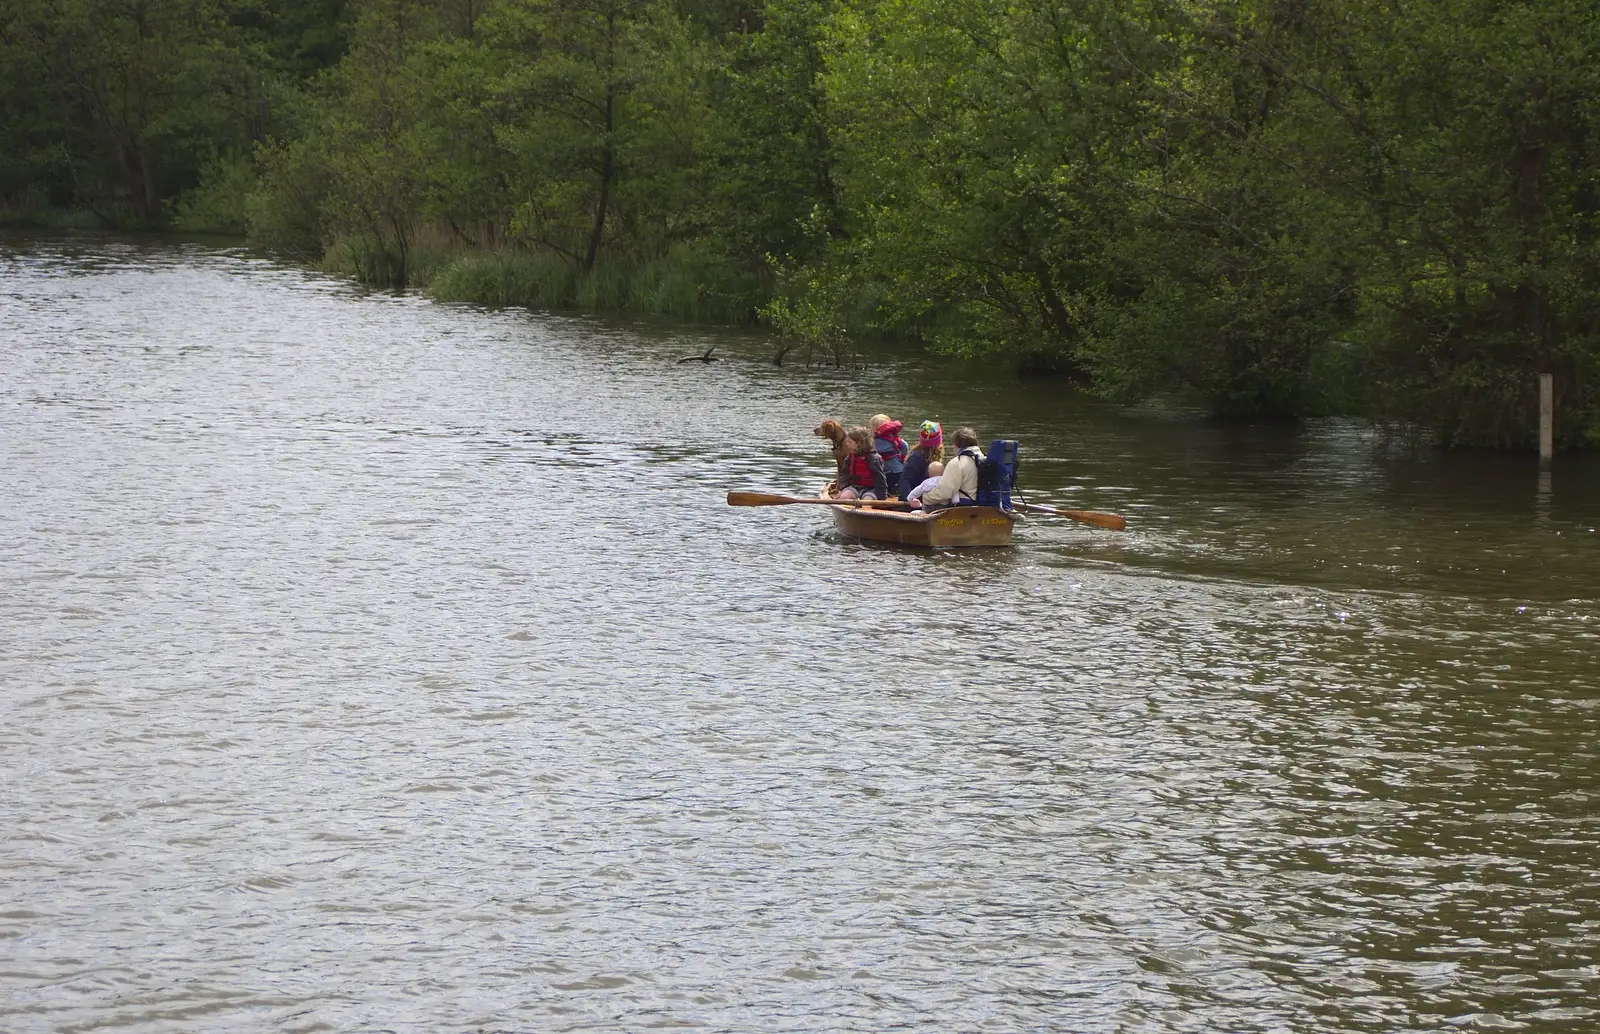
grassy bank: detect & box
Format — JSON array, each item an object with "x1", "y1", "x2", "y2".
[
  {"x1": 0, "y1": 203, "x2": 117, "y2": 230},
  {"x1": 429, "y1": 248, "x2": 769, "y2": 324},
  {"x1": 318, "y1": 235, "x2": 772, "y2": 325}
]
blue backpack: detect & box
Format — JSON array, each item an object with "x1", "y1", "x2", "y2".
[{"x1": 975, "y1": 439, "x2": 1019, "y2": 508}]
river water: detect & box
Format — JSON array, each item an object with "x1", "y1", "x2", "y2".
[{"x1": 2, "y1": 233, "x2": 1597, "y2": 1033}]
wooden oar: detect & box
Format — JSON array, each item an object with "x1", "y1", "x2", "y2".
[
  {"x1": 1015, "y1": 501, "x2": 1127, "y2": 531},
  {"x1": 728, "y1": 491, "x2": 912, "y2": 510}
]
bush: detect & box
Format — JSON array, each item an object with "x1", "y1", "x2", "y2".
[
  {"x1": 427, "y1": 244, "x2": 768, "y2": 322},
  {"x1": 171, "y1": 153, "x2": 256, "y2": 234},
  {"x1": 319, "y1": 229, "x2": 457, "y2": 288},
  {"x1": 246, "y1": 138, "x2": 330, "y2": 258}
]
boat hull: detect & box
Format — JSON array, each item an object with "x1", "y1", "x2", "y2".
[{"x1": 824, "y1": 488, "x2": 1016, "y2": 548}]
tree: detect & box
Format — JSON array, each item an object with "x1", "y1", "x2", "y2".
[
  {"x1": 5, "y1": 0, "x2": 267, "y2": 220},
  {"x1": 705, "y1": 0, "x2": 842, "y2": 267},
  {"x1": 1331, "y1": 0, "x2": 1600, "y2": 445},
  {"x1": 819, "y1": 0, "x2": 1173, "y2": 368},
  {"x1": 483, "y1": 0, "x2": 708, "y2": 269}
]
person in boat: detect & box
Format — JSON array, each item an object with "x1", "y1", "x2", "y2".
[
  {"x1": 869, "y1": 414, "x2": 909, "y2": 498},
  {"x1": 903, "y1": 460, "x2": 944, "y2": 505},
  {"x1": 834, "y1": 426, "x2": 888, "y2": 500},
  {"x1": 911, "y1": 427, "x2": 981, "y2": 509},
  {"x1": 898, "y1": 420, "x2": 943, "y2": 500}
]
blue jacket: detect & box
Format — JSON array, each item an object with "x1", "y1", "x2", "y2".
[
  {"x1": 899, "y1": 449, "x2": 930, "y2": 501},
  {"x1": 874, "y1": 428, "x2": 908, "y2": 480}
]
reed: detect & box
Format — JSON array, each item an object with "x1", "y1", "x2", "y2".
[
  {"x1": 426, "y1": 246, "x2": 768, "y2": 323},
  {"x1": 319, "y1": 232, "x2": 460, "y2": 289},
  {"x1": 0, "y1": 205, "x2": 106, "y2": 230}
]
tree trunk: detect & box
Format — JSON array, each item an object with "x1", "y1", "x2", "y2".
[
  {"x1": 582, "y1": 88, "x2": 614, "y2": 272},
  {"x1": 392, "y1": 215, "x2": 410, "y2": 289},
  {"x1": 112, "y1": 138, "x2": 153, "y2": 221},
  {"x1": 139, "y1": 146, "x2": 158, "y2": 220}
]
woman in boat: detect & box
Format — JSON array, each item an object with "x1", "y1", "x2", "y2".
[
  {"x1": 898, "y1": 420, "x2": 943, "y2": 500},
  {"x1": 912, "y1": 426, "x2": 981, "y2": 509},
  {"x1": 834, "y1": 426, "x2": 888, "y2": 500},
  {"x1": 869, "y1": 414, "x2": 909, "y2": 497}
]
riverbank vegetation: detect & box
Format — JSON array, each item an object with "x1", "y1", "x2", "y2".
[{"x1": 5, "y1": 0, "x2": 1600, "y2": 446}]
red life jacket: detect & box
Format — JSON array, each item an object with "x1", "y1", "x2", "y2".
[
  {"x1": 873, "y1": 421, "x2": 908, "y2": 472},
  {"x1": 841, "y1": 452, "x2": 875, "y2": 490}
]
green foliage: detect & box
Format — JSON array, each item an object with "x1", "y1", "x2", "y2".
[
  {"x1": 0, "y1": 18, "x2": 68, "y2": 213},
  {"x1": 262, "y1": 0, "x2": 355, "y2": 77},
  {"x1": 3, "y1": 0, "x2": 273, "y2": 222},
  {"x1": 428, "y1": 245, "x2": 767, "y2": 321},
  {"x1": 171, "y1": 152, "x2": 257, "y2": 233},
  {"x1": 759, "y1": 260, "x2": 856, "y2": 366},
  {"x1": 248, "y1": 133, "x2": 330, "y2": 256},
  {"x1": 805, "y1": 0, "x2": 1600, "y2": 441},
  {"x1": 8, "y1": 0, "x2": 1600, "y2": 445},
  {"x1": 821, "y1": 0, "x2": 1135, "y2": 359},
  {"x1": 482, "y1": 0, "x2": 713, "y2": 268},
  {"x1": 1329, "y1": 0, "x2": 1600, "y2": 447},
  {"x1": 705, "y1": 0, "x2": 842, "y2": 266}
]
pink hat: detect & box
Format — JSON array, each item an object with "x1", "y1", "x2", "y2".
[{"x1": 918, "y1": 420, "x2": 942, "y2": 449}]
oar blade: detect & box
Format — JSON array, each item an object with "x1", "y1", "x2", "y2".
[
  {"x1": 1060, "y1": 509, "x2": 1126, "y2": 531},
  {"x1": 1018, "y1": 501, "x2": 1127, "y2": 530}
]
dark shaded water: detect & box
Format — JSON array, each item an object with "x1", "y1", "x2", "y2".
[{"x1": 2, "y1": 234, "x2": 1597, "y2": 1033}]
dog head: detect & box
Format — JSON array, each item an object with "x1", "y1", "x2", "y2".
[{"x1": 812, "y1": 419, "x2": 846, "y2": 444}]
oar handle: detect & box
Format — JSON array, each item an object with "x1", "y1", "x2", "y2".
[{"x1": 727, "y1": 491, "x2": 911, "y2": 509}]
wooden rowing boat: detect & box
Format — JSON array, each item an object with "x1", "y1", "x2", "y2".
[{"x1": 821, "y1": 485, "x2": 1017, "y2": 548}]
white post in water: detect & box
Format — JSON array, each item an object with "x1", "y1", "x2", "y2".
[{"x1": 1539, "y1": 373, "x2": 1554, "y2": 465}]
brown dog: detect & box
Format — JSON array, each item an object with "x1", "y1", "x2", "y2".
[{"x1": 813, "y1": 419, "x2": 848, "y2": 473}]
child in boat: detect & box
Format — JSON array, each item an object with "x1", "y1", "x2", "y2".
[
  {"x1": 835, "y1": 426, "x2": 888, "y2": 500},
  {"x1": 903, "y1": 461, "x2": 945, "y2": 504},
  {"x1": 898, "y1": 420, "x2": 943, "y2": 499},
  {"x1": 869, "y1": 414, "x2": 909, "y2": 498},
  {"x1": 912, "y1": 427, "x2": 981, "y2": 509}
]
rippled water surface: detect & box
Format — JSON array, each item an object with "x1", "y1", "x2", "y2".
[{"x1": 3, "y1": 234, "x2": 1598, "y2": 1033}]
